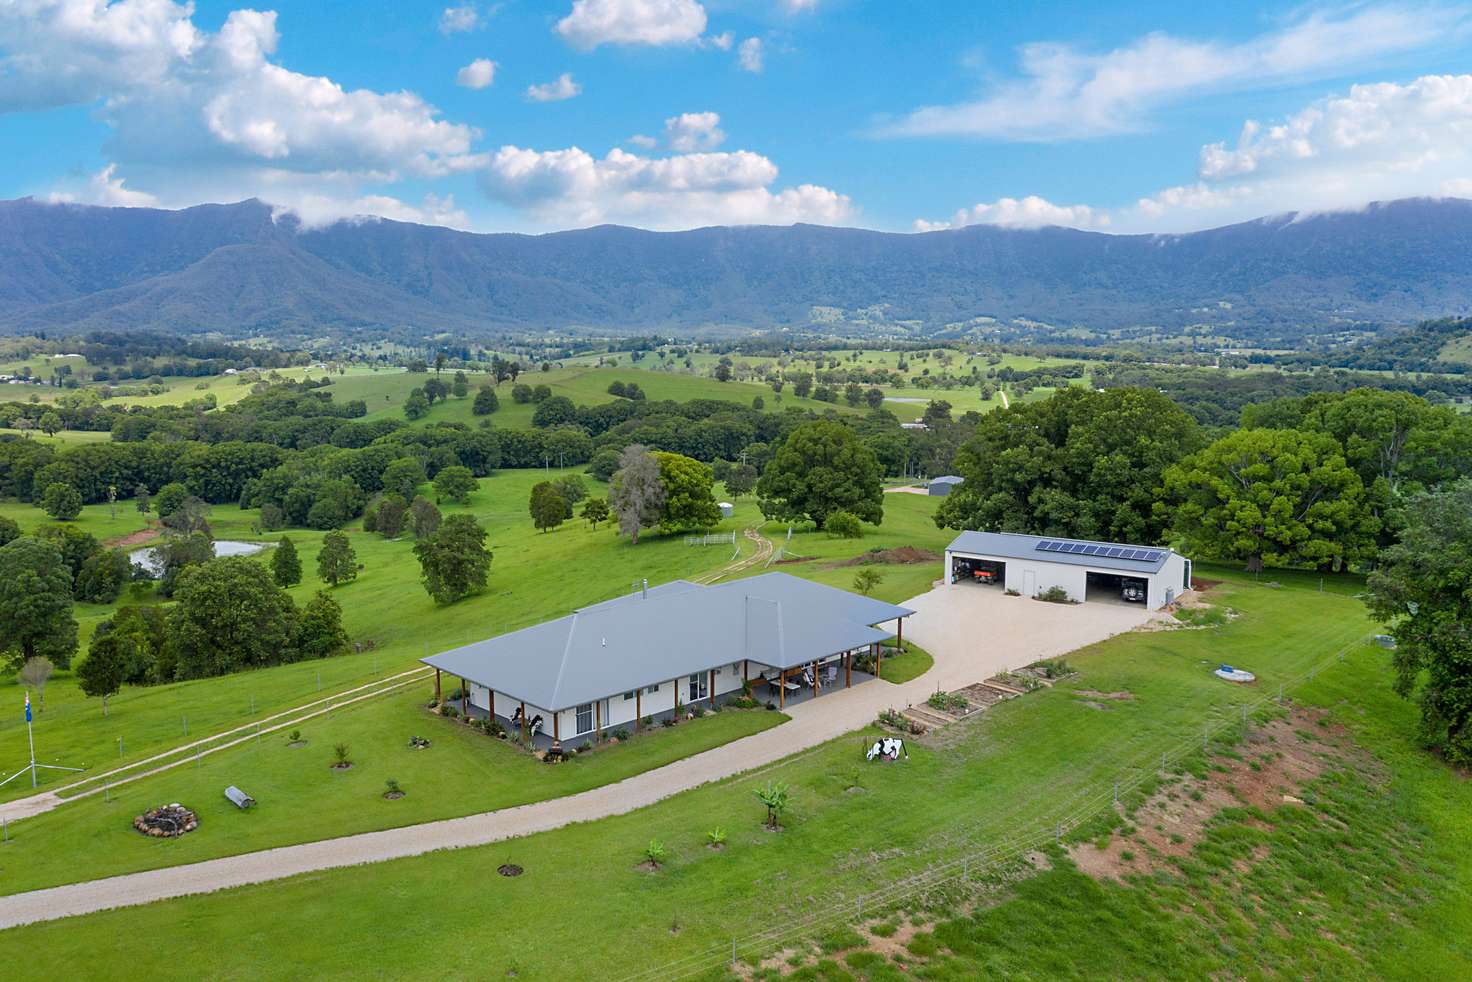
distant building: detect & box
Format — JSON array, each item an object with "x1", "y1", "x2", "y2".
[
  {"x1": 719, "y1": 502, "x2": 734, "y2": 518},
  {"x1": 927, "y1": 475, "x2": 964, "y2": 496}
]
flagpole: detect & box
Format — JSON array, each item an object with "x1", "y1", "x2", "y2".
[{"x1": 28, "y1": 712, "x2": 36, "y2": 788}]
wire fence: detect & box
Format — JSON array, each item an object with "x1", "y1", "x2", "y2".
[{"x1": 614, "y1": 633, "x2": 1371, "y2": 982}]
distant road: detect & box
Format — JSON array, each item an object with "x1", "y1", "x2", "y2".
[{"x1": 999, "y1": 390, "x2": 1010, "y2": 409}]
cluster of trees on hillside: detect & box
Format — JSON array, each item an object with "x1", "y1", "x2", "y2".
[
  {"x1": 1277, "y1": 317, "x2": 1472, "y2": 375},
  {"x1": 1093, "y1": 363, "x2": 1472, "y2": 428}
]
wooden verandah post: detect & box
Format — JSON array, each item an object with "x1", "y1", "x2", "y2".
[
  {"x1": 434, "y1": 669, "x2": 442, "y2": 704},
  {"x1": 874, "y1": 641, "x2": 882, "y2": 680},
  {"x1": 460, "y1": 677, "x2": 468, "y2": 717},
  {"x1": 845, "y1": 651, "x2": 852, "y2": 688},
  {"x1": 779, "y1": 668, "x2": 787, "y2": 709},
  {"x1": 635, "y1": 690, "x2": 641, "y2": 733},
  {"x1": 595, "y1": 700, "x2": 601, "y2": 742}
]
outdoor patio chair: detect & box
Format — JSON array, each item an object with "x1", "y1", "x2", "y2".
[{"x1": 823, "y1": 664, "x2": 838, "y2": 685}]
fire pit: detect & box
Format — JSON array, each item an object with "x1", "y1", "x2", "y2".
[{"x1": 134, "y1": 803, "x2": 198, "y2": 838}]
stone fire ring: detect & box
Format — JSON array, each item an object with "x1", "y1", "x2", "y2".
[{"x1": 134, "y1": 803, "x2": 199, "y2": 838}]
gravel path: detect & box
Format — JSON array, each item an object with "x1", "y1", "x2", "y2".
[{"x1": 0, "y1": 582, "x2": 1147, "y2": 930}]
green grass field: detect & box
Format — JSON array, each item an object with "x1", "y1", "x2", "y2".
[
  {"x1": 3, "y1": 566, "x2": 1430, "y2": 980},
  {"x1": 0, "y1": 469, "x2": 791, "y2": 804}
]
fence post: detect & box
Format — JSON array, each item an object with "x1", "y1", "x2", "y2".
[
  {"x1": 732, "y1": 939, "x2": 737, "y2": 967},
  {"x1": 182, "y1": 714, "x2": 188, "y2": 737},
  {"x1": 119, "y1": 735, "x2": 124, "y2": 758},
  {"x1": 1278, "y1": 682, "x2": 1284, "y2": 705},
  {"x1": 1160, "y1": 751, "x2": 1167, "y2": 773}
]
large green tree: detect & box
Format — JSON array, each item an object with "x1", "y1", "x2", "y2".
[
  {"x1": 317, "y1": 530, "x2": 358, "y2": 587},
  {"x1": 653, "y1": 452, "x2": 721, "y2": 533},
  {"x1": 433, "y1": 465, "x2": 477, "y2": 504},
  {"x1": 935, "y1": 386, "x2": 1202, "y2": 542},
  {"x1": 270, "y1": 536, "x2": 302, "y2": 587},
  {"x1": 1366, "y1": 480, "x2": 1472, "y2": 765},
  {"x1": 414, "y1": 514, "x2": 492, "y2": 604},
  {"x1": 77, "y1": 633, "x2": 127, "y2": 715},
  {"x1": 295, "y1": 591, "x2": 350, "y2": 659},
  {"x1": 529, "y1": 481, "x2": 567, "y2": 532},
  {"x1": 1159, "y1": 428, "x2": 1379, "y2": 572},
  {"x1": 169, "y1": 557, "x2": 298, "y2": 679},
  {"x1": 0, "y1": 537, "x2": 78, "y2": 671},
  {"x1": 41, "y1": 482, "x2": 83, "y2": 521},
  {"x1": 756, "y1": 420, "x2": 882, "y2": 530}
]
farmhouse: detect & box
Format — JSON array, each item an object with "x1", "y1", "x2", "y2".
[
  {"x1": 422, "y1": 572, "x2": 912, "y2": 746},
  {"x1": 945, "y1": 530, "x2": 1190, "y2": 610}
]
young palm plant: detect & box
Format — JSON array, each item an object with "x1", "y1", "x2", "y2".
[
  {"x1": 643, "y1": 838, "x2": 667, "y2": 868},
  {"x1": 754, "y1": 781, "x2": 790, "y2": 830}
]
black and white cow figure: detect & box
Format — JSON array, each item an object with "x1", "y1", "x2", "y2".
[
  {"x1": 528, "y1": 714, "x2": 544, "y2": 738},
  {"x1": 866, "y1": 737, "x2": 907, "y2": 762}
]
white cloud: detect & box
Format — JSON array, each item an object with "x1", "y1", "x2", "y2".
[
  {"x1": 706, "y1": 31, "x2": 733, "y2": 51},
  {"x1": 479, "y1": 145, "x2": 851, "y2": 229},
  {"x1": 277, "y1": 192, "x2": 471, "y2": 230},
  {"x1": 456, "y1": 58, "x2": 497, "y2": 89},
  {"x1": 1125, "y1": 73, "x2": 1472, "y2": 229},
  {"x1": 781, "y1": 0, "x2": 818, "y2": 11},
  {"x1": 664, "y1": 111, "x2": 725, "y2": 151},
  {"x1": 554, "y1": 0, "x2": 707, "y2": 51},
  {"x1": 913, "y1": 195, "x2": 1103, "y2": 231},
  {"x1": 47, "y1": 163, "x2": 161, "y2": 207},
  {"x1": 526, "y1": 73, "x2": 582, "y2": 102},
  {"x1": 738, "y1": 36, "x2": 764, "y2": 73},
  {"x1": 0, "y1": 0, "x2": 202, "y2": 112},
  {"x1": 439, "y1": 5, "x2": 480, "y2": 34},
  {"x1": 880, "y1": 5, "x2": 1467, "y2": 141},
  {"x1": 921, "y1": 73, "x2": 1472, "y2": 234},
  {"x1": 627, "y1": 133, "x2": 658, "y2": 148}
]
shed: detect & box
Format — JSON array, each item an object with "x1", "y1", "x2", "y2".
[
  {"x1": 719, "y1": 501, "x2": 734, "y2": 518},
  {"x1": 944, "y1": 530, "x2": 1191, "y2": 610},
  {"x1": 927, "y1": 475, "x2": 964, "y2": 496}
]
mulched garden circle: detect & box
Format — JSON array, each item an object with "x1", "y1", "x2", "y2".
[
  {"x1": 498, "y1": 863, "x2": 523, "y2": 877},
  {"x1": 383, "y1": 790, "x2": 406, "y2": 800}
]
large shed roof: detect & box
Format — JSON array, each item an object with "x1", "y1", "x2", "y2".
[
  {"x1": 946, "y1": 530, "x2": 1175, "y2": 574},
  {"x1": 422, "y1": 572, "x2": 911, "y2": 712}
]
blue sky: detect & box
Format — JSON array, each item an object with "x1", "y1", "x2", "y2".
[{"x1": 2, "y1": 0, "x2": 1471, "y2": 234}]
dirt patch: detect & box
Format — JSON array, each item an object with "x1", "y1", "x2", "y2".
[
  {"x1": 1073, "y1": 689, "x2": 1134, "y2": 701},
  {"x1": 635, "y1": 860, "x2": 662, "y2": 873},
  {"x1": 287, "y1": 740, "x2": 307, "y2": 748},
  {"x1": 106, "y1": 526, "x2": 161, "y2": 548},
  {"x1": 1068, "y1": 705, "x2": 1366, "y2": 883},
  {"x1": 832, "y1": 546, "x2": 941, "y2": 567},
  {"x1": 498, "y1": 863, "x2": 523, "y2": 877},
  {"x1": 382, "y1": 790, "x2": 406, "y2": 800},
  {"x1": 1191, "y1": 577, "x2": 1223, "y2": 591},
  {"x1": 330, "y1": 762, "x2": 353, "y2": 771}
]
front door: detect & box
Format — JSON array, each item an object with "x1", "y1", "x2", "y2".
[
  {"x1": 1023, "y1": 569, "x2": 1036, "y2": 597},
  {"x1": 688, "y1": 673, "x2": 708, "y2": 703}
]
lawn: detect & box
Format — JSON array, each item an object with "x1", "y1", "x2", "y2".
[
  {"x1": 337, "y1": 364, "x2": 864, "y2": 431},
  {"x1": 0, "y1": 689, "x2": 786, "y2": 895},
  {"x1": 0, "y1": 567, "x2": 1398, "y2": 978},
  {"x1": 0, "y1": 468, "x2": 775, "y2": 804}
]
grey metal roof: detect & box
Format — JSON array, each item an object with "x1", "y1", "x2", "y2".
[
  {"x1": 422, "y1": 572, "x2": 912, "y2": 712},
  {"x1": 929, "y1": 475, "x2": 964, "y2": 485},
  {"x1": 946, "y1": 530, "x2": 1174, "y2": 574}
]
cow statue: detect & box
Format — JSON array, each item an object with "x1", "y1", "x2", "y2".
[
  {"x1": 510, "y1": 706, "x2": 525, "y2": 727},
  {"x1": 528, "y1": 714, "x2": 544, "y2": 738},
  {"x1": 866, "y1": 737, "x2": 907, "y2": 762}
]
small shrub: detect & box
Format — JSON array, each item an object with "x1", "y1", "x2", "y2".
[
  {"x1": 706, "y1": 827, "x2": 727, "y2": 847},
  {"x1": 1035, "y1": 585, "x2": 1074, "y2": 604},
  {"x1": 640, "y1": 716, "x2": 653, "y2": 729},
  {"x1": 287, "y1": 729, "x2": 301, "y2": 743},
  {"x1": 927, "y1": 691, "x2": 969, "y2": 713},
  {"x1": 643, "y1": 839, "x2": 667, "y2": 867},
  {"x1": 825, "y1": 510, "x2": 863, "y2": 538},
  {"x1": 442, "y1": 705, "x2": 459, "y2": 719},
  {"x1": 877, "y1": 707, "x2": 908, "y2": 729},
  {"x1": 385, "y1": 778, "x2": 402, "y2": 795},
  {"x1": 1004, "y1": 587, "x2": 1021, "y2": 596},
  {"x1": 692, "y1": 705, "x2": 706, "y2": 718},
  {"x1": 661, "y1": 717, "x2": 676, "y2": 728},
  {"x1": 612, "y1": 727, "x2": 630, "y2": 741},
  {"x1": 1120, "y1": 849, "x2": 1135, "y2": 861},
  {"x1": 333, "y1": 742, "x2": 351, "y2": 766}
]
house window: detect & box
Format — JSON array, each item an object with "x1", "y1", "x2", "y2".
[
  {"x1": 644, "y1": 684, "x2": 659, "y2": 695},
  {"x1": 622, "y1": 691, "x2": 636, "y2": 701},
  {"x1": 688, "y1": 673, "x2": 708, "y2": 702},
  {"x1": 576, "y1": 703, "x2": 592, "y2": 733}
]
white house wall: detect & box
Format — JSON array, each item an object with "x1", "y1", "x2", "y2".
[{"x1": 468, "y1": 660, "x2": 756, "y2": 739}]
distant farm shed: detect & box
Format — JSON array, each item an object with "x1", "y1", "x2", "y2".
[{"x1": 928, "y1": 476, "x2": 964, "y2": 496}]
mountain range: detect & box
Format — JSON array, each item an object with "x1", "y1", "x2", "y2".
[{"x1": 2, "y1": 196, "x2": 1471, "y2": 343}]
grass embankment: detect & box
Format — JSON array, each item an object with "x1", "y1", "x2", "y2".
[
  {"x1": 0, "y1": 569, "x2": 1398, "y2": 977},
  {"x1": 0, "y1": 468, "x2": 777, "y2": 804}
]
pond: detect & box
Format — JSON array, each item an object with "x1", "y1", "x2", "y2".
[{"x1": 128, "y1": 540, "x2": 269, "y2": 577}]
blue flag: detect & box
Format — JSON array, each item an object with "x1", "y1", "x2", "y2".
[{"x1": 24, "y1": 692, "x2": 31, "y2": 723}]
